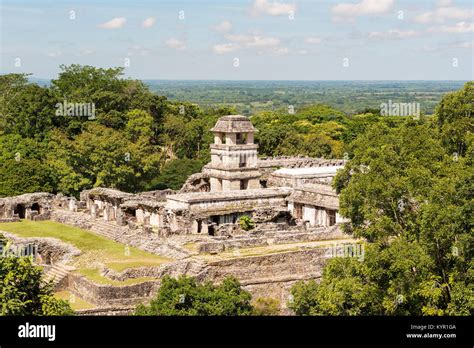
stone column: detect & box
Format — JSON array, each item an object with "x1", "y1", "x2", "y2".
[
  {"x1": 90, "y1": 204, "x2": 98, "y2": 219},
  {"x1": 25, "y1": 208, "x2": 32, "y2": 220},
  {"x1": 116, "y1": 208, "x2": 126, "y2": 226},
  {"x1": 68, "y1": 199, "x2": 77, "y2": 212}
]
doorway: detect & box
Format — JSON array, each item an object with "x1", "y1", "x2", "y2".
[{"x1": 14, "y1": 204, "x2": 26, "y2": 219}]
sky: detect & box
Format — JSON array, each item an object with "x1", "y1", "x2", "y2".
[{"x1": 0, "y1": 0, "x2": 473, "y2": 80}]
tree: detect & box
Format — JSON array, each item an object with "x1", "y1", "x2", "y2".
[
  {"x1": 147, "y1": 158, "x2": 203, "y2": 191},
  {"x1": 435, "y1": 81, "x2": 473, "y2": 156},
  {"x1": 135, "y1": 275, "x2": 254, "y2": 316},
  {"x1": 239, "y1": 215, "x2": 255, "y2": 231},
  {"x1": 0, "y1": 134, "x2": 55, "y2": 197},
  {"x1": 125, "y1": 109, "x2": 154, "y2": 143},
  {"x1": 0, "y1": 256, "x2": 73, "y2": 316},
  {"x1": 252, "y1": 297, "x2": 280, "y2": 315},
  {"x1": 293, "y1": 85, "x2": 473, "y2": 315},
  {"x1": 0, "y1": 83, "x2": 57, "y2": 139},
  {"x1": 47, "y1": 123, "x2": 162, "y2": 195}
]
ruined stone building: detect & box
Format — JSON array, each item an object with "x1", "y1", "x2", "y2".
[
  {"x1": 0, "y1": 115, "x2": 354, "y2": 314},
  {"x1": 0, "y1": 115, "x2": 347, "y2": 237}
]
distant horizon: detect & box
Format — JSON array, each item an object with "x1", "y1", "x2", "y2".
[{"x1": 27, "y1": 76, "x2": 471, "y2": 82}]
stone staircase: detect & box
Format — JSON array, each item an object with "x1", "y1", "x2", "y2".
[
  {"x1": 89, "y1": 219, "x2": 126, "y2": 241},
  {"x1": 42, "y1": 264, "x2": 72, "y2": 289},
  {"x1": 51, "y1": 209, "x2": 190, "y2": 258}
]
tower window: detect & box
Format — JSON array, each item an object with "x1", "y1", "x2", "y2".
[
  {"x1": 236, "y1": 133, "x2": 247, "y2": 145},
  {"x1": 327, "y1": 209, "x2": 336, "y2": 226}
]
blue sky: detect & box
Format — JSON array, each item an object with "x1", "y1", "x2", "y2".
[{"x1": 1, "y1": 0, "x2": 473, "y2": 80}]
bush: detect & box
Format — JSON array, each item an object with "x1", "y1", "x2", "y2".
[
  {"x1": 252, "y1": 297, "x2": 280, "y2": 316},
  {"x1": 239, "y1": 215, "x2": 255, "y2": 231},
  {"x1": 135, "y1": 275, "x2": 254, "y2": 316}
]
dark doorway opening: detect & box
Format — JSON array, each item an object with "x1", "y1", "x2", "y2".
[
  {"x1": 211, "y1": 216, "x2": 220, "y2": 226},
  {"x1": 31, "y1": 203, "x2": 40, "y2": 213},
  {"x1": 125, "y1": 208, "x2": 137, "y2": 217},
  {"x1": 14, "y1": 204, "x2": 26, "y2": 219},
  {"x1": 197, "y1": 220, "x2": 202, "y2": 233},
  {"x1": 208, "y1": 225, "x2": 215, "y2": 236}
]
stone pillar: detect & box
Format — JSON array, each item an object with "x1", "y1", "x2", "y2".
[
  {"x1": 247, "y1": 132, "x2": 254, "y2": 144},
  {"x1": 202, "y1": 220, "x2": 209, "y2": 234},
  {"x1": 136, "y1": 209, "x2": 144, "y2": 224},
  {"x1": 226, "y1": 133, "x2": 236, "y2": 145},
  {"x1": 25, "y1": 208, "x2": 33, "y2": 220},
  {"x1": 90, "y1": 204, "x2": 98, "y2": 219},
  {"x1": 68, "y1": 199, "x2": 77, "y2": 212},
  {"x1": 115, "y1": 208, "x2": 125, "y2": 226},
  {"x1": 192, "y1": 220, "x2": 199, "y2": 233}
]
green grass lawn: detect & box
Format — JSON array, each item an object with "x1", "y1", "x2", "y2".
[
  {"x1": 0, "y1": 220, "x2": 171, "y2": 284},
  {"x1": 54, "y1": 290, "x2": 95, "y2": 311},
  {"x1": 197, "y1": 237, "x2": 358, "y2": 261},
  {"x1": 78, "y1": 268, "x2": 155, "y2": 286}
]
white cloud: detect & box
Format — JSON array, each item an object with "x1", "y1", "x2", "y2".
[
  {"x1": 47, "y1": 50, "x2": 62, "y2": 58},
  {"x1": 142, "y1": 17, "x2": 156, "y2": 28},
  {"x1": 165, "y1": 38, "x2": 186, "y2": 50},
  {"x1": 437, "y1": 0, "x2": 452, "y2": 6},
  {"x1": 304, "y1": 37, "x2": 322, "y2": 44},
  {"x1": 77, "y1": 49, "x2": 94, "y2": 56},
  {"x1": 274, "y1": 47, "x2": 289, "y2": 55},
  {"x1": 415, "y1": 7, "x2": 474, "y2": 24},
  {"x1": 368, "y1": 29, "x2": 419, "y2": 39},
  {"x1": 452, "y1": 41, "x2": 474, "y2": 49},
  {"x1": 456, "y1": 41, "x2": 474, "y2": 50},
  {"x1": 213, "y1": 43, "x2": 241, "y2": 54},
  {"x1": 213, "y1": 29, "x2": 283, "y2": 55},
  {"x1": 428, "y1": 21, "x2": 474, "y2": 33},
  {"x1": 211, "y1": 21, "x2": 232, "y2": 33},
  {"x1": 98, "y1": 17, "x2": 126, "y2": 29},
  {"x1": 332, "y1": 0, "x2": 393, "y2": 20},
  {"x1": 225, "y1": 34, "x2": 280, "y2": 47},
  {"x1": 250, "y1": 0, "x2": 296, "y2": 17},
  {"x1": 297, "y1": 49, "x2": 308, "y2": 55},
  {"x1": 127, "y1": 45, "x2": 151, "y2": 56},
  {"x1": 256, "y1": 46, "x2": 290, "y2": 56}
]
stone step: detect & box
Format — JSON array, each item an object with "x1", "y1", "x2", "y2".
[{"x1": 43, "y1": 264, "x2": 70, "y2": 286}]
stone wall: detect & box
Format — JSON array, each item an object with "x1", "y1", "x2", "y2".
[
  {"x1": 203, "y1": 248, "x2": 327, "y2": 283},
  {"x1": 68, "y1": 273, "x2": 160, "y2": 307},
  {"x1": 198, "y1": 225, "x2": 346, "y2": 253},
  {"x1": 0, "y1": 231, "x2": 81, "y2": 264}
]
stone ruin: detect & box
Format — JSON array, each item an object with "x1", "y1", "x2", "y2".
[{"x1": 0, "y1": 115, "x2": 355, "y2": 314}]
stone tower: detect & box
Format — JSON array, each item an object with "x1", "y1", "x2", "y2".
[{"x1": 207, "y1": 115, "x2": 261, "y2": 192}]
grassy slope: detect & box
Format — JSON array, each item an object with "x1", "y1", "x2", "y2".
[
  {"x1": 0, "y1": 220, "x2": 170, "y2": 284},
  {"x1": 54, "y1": 290, "x2": 95, "y2": 310}
]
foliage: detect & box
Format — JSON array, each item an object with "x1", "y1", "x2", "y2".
[
  {"x1": 0, "y1": 66, "x2": 234, "y2": 197},
  {"x1": 252, "y1": 297, "x2": 280, "y2": 316},
  {"x1": 238, "y1": 215, "x2": 255, "y2": 231},
  {"x1": 435, "y1": 81, "x2": 473, "y2": 156},
  {"x1": 291, "y1": 83, "x2": 473, "y2": 316},
  {"x1": 146, "y1": 158, "x2": 203, "y2": 191},
  {"x1": 148, "y1": 80, "x2": 463, "y2": 116},
  {"x1": 135, "y1": 275, "x2": 254, "y2": 316},
  {"x1": 0, "y1": 256, "x2": 73, "y2": 315}
]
